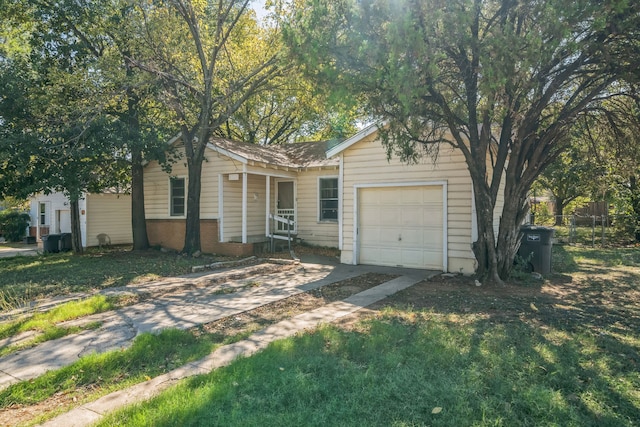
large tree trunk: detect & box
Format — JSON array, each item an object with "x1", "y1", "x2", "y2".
[
  {"x1": 497, "y1": 190, "x2": 528, "y2": 280},
  {"x1": 630, "y1": 174, "x2": 640, "y2": 242},
  {"x1": 131, "y1": 146, "x2": 149, "y2": 251},
  {"x1": 125, "y1": 60, "x2": 150, "y2": 252},
  {"x1": 183, "y1": 152, "x2": 203, "y2": 254},
  {"x1": 554, "y1": 197, "x2": 565, "y2": 226},
  {"x1": 70, "y1": 199, "x2": 83, "y2": 254},
  {"x1": 471, "y1": 180, "x2": 503, "y2": 286}
]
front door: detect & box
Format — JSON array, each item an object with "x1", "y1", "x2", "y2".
[
  {"x1": 57, "y1": 210, "x2": 71, "y2": 233},
  {"x1": 276, "y1": 181, "x2": 296, "y2": 232}
]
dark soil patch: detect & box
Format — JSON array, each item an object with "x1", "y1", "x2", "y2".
[
  {"x1": 337, "y1": 267, "x2": 640, "y2": 340},
  {"x1": 194, "y1": 273, "x2": 396, "y2": 339}
]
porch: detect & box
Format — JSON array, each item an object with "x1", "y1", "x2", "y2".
[{"x1": 218, "y1": 171, "x2": 297, "y2": 249}]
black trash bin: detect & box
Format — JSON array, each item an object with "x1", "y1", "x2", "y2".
[
  {"x1": 42, "y1": 234, "x2": 61, "y2": 253},
  {"x1": 518, "y1": 225, "x2": 554, "y2": 274},
  {"x1": 59, "y1": 233, "x2": 72, "y2": 251}
]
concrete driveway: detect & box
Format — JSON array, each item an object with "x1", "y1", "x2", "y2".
[
  {"x1": 0, "y1": 256, "x2": 433, "y2": 391},
  {"x1": 0, "y1": 243, "x2": 39, "y2": 258}
]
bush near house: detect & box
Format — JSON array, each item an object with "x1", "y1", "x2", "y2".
[{"x1": 0, "y1": 210, "x2": 31, "y2": 242}]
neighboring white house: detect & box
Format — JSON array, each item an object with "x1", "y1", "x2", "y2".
[
  {"x1": 29, "y1": 191, "x2": 133, "y2": 248},
  {"x1": 143, "y1": 125, "x2": 505, "y2": 273}
]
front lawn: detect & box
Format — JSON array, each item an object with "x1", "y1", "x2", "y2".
[
  {"x1": 0, "y1": 247, "x2": 220, "y2": 305},
  {"x1": 0, "y1": 274, "x2": 393, "y2": 426},
  {"x1": 99, "y1": 245, "x2": 640, "y2": 426}
]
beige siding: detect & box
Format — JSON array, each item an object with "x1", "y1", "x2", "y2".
[
  {"x1": 221, "y1": 172, "x2": 269, "y2": 242},
  {"x1": 246, "y1": 174, "x2": 267, "y2": 240},
  {"x1": 200, "y1": 153, "x2": 219, "y2": 218},
  {"x1": 143, "y1": 147, "x2": 224, "y2": 220},
  {"x1": 222, "y1": 174, "x2": 243, "y2": 241},
  {"x1": 295, "y1": 169, "x2": 340, "y2": 248},
  {"x1": 85, "y1": 194, "x2": 132, "y2": 246},
  {"x1": 144, "y1": 146, "x2": 300, "y2": 244},
  {"x1": 340, "y1": 131, "x2": 475, "y2": 273},
  {"x1": 144, "y1": 157, "x2": 186, "y2": 219}
]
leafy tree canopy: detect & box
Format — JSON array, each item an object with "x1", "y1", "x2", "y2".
[
  {"x1": 283, "y1": 0, "x2": 638, "y2": 283},
  {"x1": 128, "y1": 0, "x2": 283, "y2": 254}
]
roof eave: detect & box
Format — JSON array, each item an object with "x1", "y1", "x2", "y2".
[
  {"x1": 325, "y1": 122, "x2": 382, "y2": 158},
  {"x1": 206, "y1": 142, "x2": 248, "y2": 164}
]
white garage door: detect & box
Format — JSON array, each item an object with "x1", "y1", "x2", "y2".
[{"x1": 358, "y1": 186, "x2": 444, "y2": 269}]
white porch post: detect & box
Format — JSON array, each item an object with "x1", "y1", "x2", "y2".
[
  {"x1": 35, "y1": 204, "x2": 40, "y2": 241},
  {"x1": 265, "y1": 175, "x2": 271, "y2": 237},
  {"x1": 218, "y1": 174, "x2": 224, "y2": 242},
  {"x1": 242, "y1": 172, "x2": 248, "y2": 244},
  {"x1": 338, "y1": 154, "x2": 344, "y2": 250}
]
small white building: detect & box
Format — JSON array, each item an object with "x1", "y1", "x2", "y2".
[{"x1": 29, "y1": 191, "x2": 133, "y2": 248}]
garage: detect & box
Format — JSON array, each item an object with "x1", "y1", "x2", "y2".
[{"x1": 358, "y1": 185, "x2": 444, "y2": 269}]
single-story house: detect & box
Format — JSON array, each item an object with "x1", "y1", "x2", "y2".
[
  {"x1": 29, "y1": 191, "x2": 133, "y2": 248},
  {"x1": 144, "y1": 135, "x2": 341, "y2": 257},
  {"x1": 144, "y1": 124, "x2": 504, "y2": 273}
]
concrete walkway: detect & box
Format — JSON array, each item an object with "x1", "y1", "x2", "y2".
[
  {"x1": 0, "y1": 255, "x2": 433, "y2": 426},
  {"x1": 0, "y1": 257, "x2": 429, "y2": 390},
  {"x1": 0, "y1": 243, "x2": 38, "y2": 258},
  {"x1": 40, "y1": 273, "x2": 429, "y2": 427},
  {"x1": 0, "y1": 260, "x2": 336, "y2": 389}
]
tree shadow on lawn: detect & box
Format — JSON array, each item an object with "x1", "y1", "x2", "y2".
[
  {"x1": 97, "y1": 246, "x2": 640, "y2": 426},
  {"x1": 0, "y1": 248, "x2": 217, "y2": 299},
  {"x1": 101, "y1": 308, "x2": 640, "y2": 427},
  {"x1": 464, "y1": 315, "x2": 639, "y2": 426},
  {"x1": 553, "y1": 245, "x2": 640, "y2": 272}
]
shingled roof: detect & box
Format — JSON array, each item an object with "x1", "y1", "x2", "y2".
[{"x1": 208, "y1": 138, "x2": 339, "y2": 169}]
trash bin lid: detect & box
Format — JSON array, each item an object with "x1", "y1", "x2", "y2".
[{"x1": 520, "y1": 225, "x2": 554, "y2": 232}]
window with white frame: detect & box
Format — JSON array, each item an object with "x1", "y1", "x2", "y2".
[
  {"x1": 170, "y1": 177, "x2": 185, "y2": 216},
  {"x1": 319, "y1": 177, "x2": 338, "y2": 221},
  {"x1": 39, "y1": 202, "x2": 47, "y2": 225}
]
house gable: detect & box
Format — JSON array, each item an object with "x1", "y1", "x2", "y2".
[
  {"x1": 326, "y1": 123, "x2": 380, "y2": 158},
  {"x1": 332, "y1": 127, "x2": 477, "y2": 273}
]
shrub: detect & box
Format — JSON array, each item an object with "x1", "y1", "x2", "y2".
[{"x1": 0, "y1": 210, "x2": 31, "y2": 242}]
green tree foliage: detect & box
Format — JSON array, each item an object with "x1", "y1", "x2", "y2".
[
  {"x1": 534, "y1": 135, "x2": 594, "y2": 225},
  {"x1": 1, "y1": 3, "x2": 129, "y2": 252},
  {"x1": 283, "y1": 0, "x2": 638, "y2": 283},
  {"x1": 578, "y1": 93, "x2": 640, "y2": 241},
  {"x1": 1, "y1": 0, "x2": 173, "y2": 252},
  {"x1": 0, "y1": 210, "x2": 30, "y2": 242},
  {"x1": 130, "y1": 0, "x2": 281, "y2": 254},
  {"x1": 0, "y1": 196, "x2": 28, "y2": 211},
  {"x1": 216, "y1": 70, "x2": 360, "y2": 144}
]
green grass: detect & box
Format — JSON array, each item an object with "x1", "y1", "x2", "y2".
[
  {"x1": 98, "y1": 312, "x2": 640, "y2": 427},
  {"x1": 557, "y1": 245, "x2": 640, "y2": 269},
  {"x1": 93, "y1": 245, "x2": 640, "y2": 427},
  {"x1": 0, "y1": 295, "x2": 117, "y2": 340},
  {"x1": 0, "y1": 295, "x2": 124, "y2": 356},
  {"x1": 0, "y1": 324, "x2": 263, "y2": 412},
  {"x1": 0, "y1": 329, "x2": 220, "y2": 409},
  {"x1": 4, "y1": 245, "x2": 639, "y2": 426},
  {"x1": 553, "y1": 224, "x2": 638, "y2": 247},
  {"x1": 0, "y1": 322, "x2": 102, "y2": 358},
  {"x1": 0, "y1": 248, "x2": 217, "y2": 303}
]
